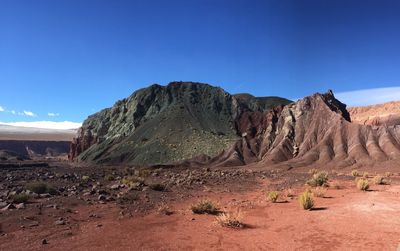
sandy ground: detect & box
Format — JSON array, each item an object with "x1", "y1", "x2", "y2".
[{"x1": 1, "y1": 178, "x2": 400, "y2": 251}]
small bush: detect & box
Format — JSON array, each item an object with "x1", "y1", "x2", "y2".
[
  {"x1": 149, "y1": 183, "x2": 166, "y2": 191},
  {"x1": 12, "y1": 193, "x2": 29, "y2": 203},
  {"x1": 373, "y1": 175, "x2": 389, "y2": 185},
  {"x1": 216, "y1": 210, "x2": 244, "y2": 228},
  {"x1": 26, "y1": 182, "x2": 56, "y2": 194},
  {"x1": 385, "y1": 172, "x2": 392, "y2": 177},
  {"x1": 363, "y1": 172, "x2": 369, "y2": 178},
  {"x1": 191, "y1": 199, "x2": 219, "y2": 215},
  {"x1": 306, "y1": 171, "x2": 328, "y2": 187},
  {"x1": 312, "y1": 187, "x2": 326, "y2": 198},
  {"x1": 356, "y1": 178, "x2": 369, "y2": 191},
  {"x1": 299, "y1": 191, "x2": 314, "y2": 210},
  {"x1": 267, "y1": 191, "x2": 279, "y2": 203},
  {"x1": 351, "y1": 170, "x2": 359, "y2": 177},
  {"x1": 122, "y1": 176, "x2": 144, "y2": 188}
]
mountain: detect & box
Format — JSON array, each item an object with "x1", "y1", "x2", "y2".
[
  {"x1": 0, "y1": 125, "x2": 75, "y2": 160},
  {"x1": 210, "y1": 91, "x2": 400, "y2": 169},
  {"x1": 348, "y1": 101, "x2": 400, "y2": 126},
  {"x1": 69, "y1": 82, "x2": 292, "y2": 165}
]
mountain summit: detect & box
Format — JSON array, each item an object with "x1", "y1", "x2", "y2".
[{"x1": 69, "y1": 82, "x2": 291, "y2": 165}]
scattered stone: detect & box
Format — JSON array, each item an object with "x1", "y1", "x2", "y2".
[
  {"x1": 15, "y1": 203, "x2": 25, "y2": 209},
  {"x1": 1, "y1": 203, "x2": 16, "y2": 211},
  {"x1": 98, "y1": 195, "x2": 106, "y2": 201},
  {"x1": 42, "y1": 239, "x2": 48, "y2": 245},
  {"x1": 55, "y1": 219, "x2": 66, "y2": 225}
]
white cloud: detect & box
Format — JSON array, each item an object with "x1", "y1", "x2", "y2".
[
  {"x1": 0, "y1": 121, "x2": 82, "y2": 130},
  {"x1": 11, "y1": 110, "x2": 16, "y2": 115},
  {"x1": 48, "y1": 112, "x2": 60, "y2": 117},
  {"x1": 0, "y1": 106, "x2": 4, "y2": 112},
  {"x1": 335, "y1": 87, "x2": 400, "y2": 107},
  {"x1": 23, "y1": 110, "x2": 36, "y2": 117}
]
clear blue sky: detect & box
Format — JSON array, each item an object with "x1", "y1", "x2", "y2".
[{"x1": 1, "y1": 0, "x2": 400, "y2": 127}]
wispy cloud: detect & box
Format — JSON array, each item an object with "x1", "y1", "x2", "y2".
[
  {"x1": 0, "y1": 106, "x2": 4, "y2": 112},
  {"x1": 48, "y1": 112, "x2": 60, "y2": 117},
  {"x1": 335, "y1": 87, "x2": 400, "y2": 107},
  {"x1": 0, "y1": 121, "x2": 82, "y2": 130},
  {"x1": 23, "y1": 110, "x2": 36, "y2": 117}
]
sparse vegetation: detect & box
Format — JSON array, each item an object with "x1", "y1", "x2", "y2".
[
  {"x1": 356, "y1": 178, "x2": 369, "y2": 191},
  {"x1": 267, "y1": 191, "x2": 279, "y2": 203},
  {"x1": 385, "y1": 172, "x2": 392, "y2": 177},
  {"x1": 105, "y1": 174, "x2": 115, "y2": 181},
  {"x1": 373, "y1": 175, "x2": 389, "y2": 185},
  {"x1": 121, "y1": 176, "x2": 144, "y2": 188},
  {"x1": 216, "y1": 209, "x2": 244, "y2": 228},
  {"x1": 81, "y1": 175, "x2": 90, "y2": 181},
  {"x1": 312, "y1": 187, "x2": 326, "y2": 197},
  {"x1": 351, "y1": 170, "x2": 359, "y2": 177},
  {"x1": 191, "y1": 199, "x2": 219, "y2": 214},
  {"x1": 299, "y1": 191, "x2": 314, "y2": 210},
  {"x1": 363, "y1": 172, "x2": 369, "y2": 178},
  {"x1": 12, "y1": 193, "x2": 29, "y2": 203},
  {"x1": 26, "y1": 182, "x2": 57, "y2": 195},
  {"x1": 306, "y1": 171, "x2": 329, "y2": 187}
]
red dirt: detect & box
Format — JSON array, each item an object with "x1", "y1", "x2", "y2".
[{"x1": 2, "y1": 178, "x2": 400, "y2": 250}]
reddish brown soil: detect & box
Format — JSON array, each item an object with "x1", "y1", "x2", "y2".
[{"x1": 1, "y1": 174, "x2": 400, "y2": 251}]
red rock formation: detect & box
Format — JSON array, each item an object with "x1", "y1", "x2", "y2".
[{"x1": 348, "y1": 101, "x2": 400, "y2": 126}]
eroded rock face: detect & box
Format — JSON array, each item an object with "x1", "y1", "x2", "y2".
[
  {"x1": 210, "y1": 91, "x2": 400, "y2": 169},
  {"x1": 348, "y1": 101, "x2": 400, "y2": 126},
  {"x1": 69, "y1": 82, "x2": 291, "y2": 165}
]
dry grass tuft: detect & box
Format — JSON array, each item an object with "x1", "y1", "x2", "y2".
[
  {"x1": 373, "y1": 175, "x2": 390, "y2": 185},
  {"x1": 299, "y1": 191, "x2": 314, "y2": 210},
  {"x1": 351, "y1": 170, "x2": 359, "y2": 177},
  {"x1": 306, "y1": 171, "x2": 329, "y2": 187},
  {"x1": 191, "y1": 199, "x2": 219, "y2": 215},
  {"x1": 157, "y1": 202, "x2": 173, "y2": 215},
  {"x1": 216, "y1": 209, "x2": 244, "y2": 228},
  {"x1": 356, "y1": 178, "x2": 369, "y2": 191},
  {"x1": 266, "y1": 191, "x2": 279, "y2": 203}
]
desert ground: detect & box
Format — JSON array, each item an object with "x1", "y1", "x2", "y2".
[{"x1": 1, "y1": 162, "x2": 399, "y2": 250}]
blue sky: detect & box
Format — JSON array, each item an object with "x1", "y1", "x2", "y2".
[{"x1": 1, "y1": 0, "x2": 400, "y2": 128}]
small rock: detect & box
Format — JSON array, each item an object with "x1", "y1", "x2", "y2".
[
  {"x1": 15, "y1": 203, "x2": 25, "y2": 209},
  {"x1": 98, "y1": 195, "x2": 106, "y2": 201},
  {"x1": 42, "y1": 239, "x2": 48, "y2": 245},
  {"x1": 55, "y1": 219, "x2": 66, "y2": 225},
  {"x1": 110, "y1": 184, "x2": 120, "y2": 190},
  {"x1": 1, "y1": 203, "x2": 16, "y2": 211}
]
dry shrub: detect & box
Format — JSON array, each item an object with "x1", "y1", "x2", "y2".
[
  {"x1": 351, "y1": 170, "x2": 359, "y2": 177},
  {"x1": 121, "y1": 176, "x2": 144, "y2": 188},
  {"x1": 266, "y1": 191, "x2": 279, "y2": 203},
  {"x1": 363, "y1": 172, "x2": 369, "y2": 178},
  {"x1": 373, "y1": 175, "x2": 389, "y2": 185},
  {"x1": 306, "y1": 171, "x2": 329, "y2": 187},
  {"x1": 299, "y1": 191, "x2": 314, "y2": 210},
  {"x1": 385, "y1": 172, "x2": 392, "y2": 177},
  {"x1": 356, "y1": 178, "x2": 369, "y2": 191},
  {"x1": 191, "y1": 199, "x2": 219, "y2": 215},
  {"x1": 216, "y1": 209, "x2": 244, "y2": 228},
  {"x1": 26, "y1": 182, "x2": 57, "y2": 195}
]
